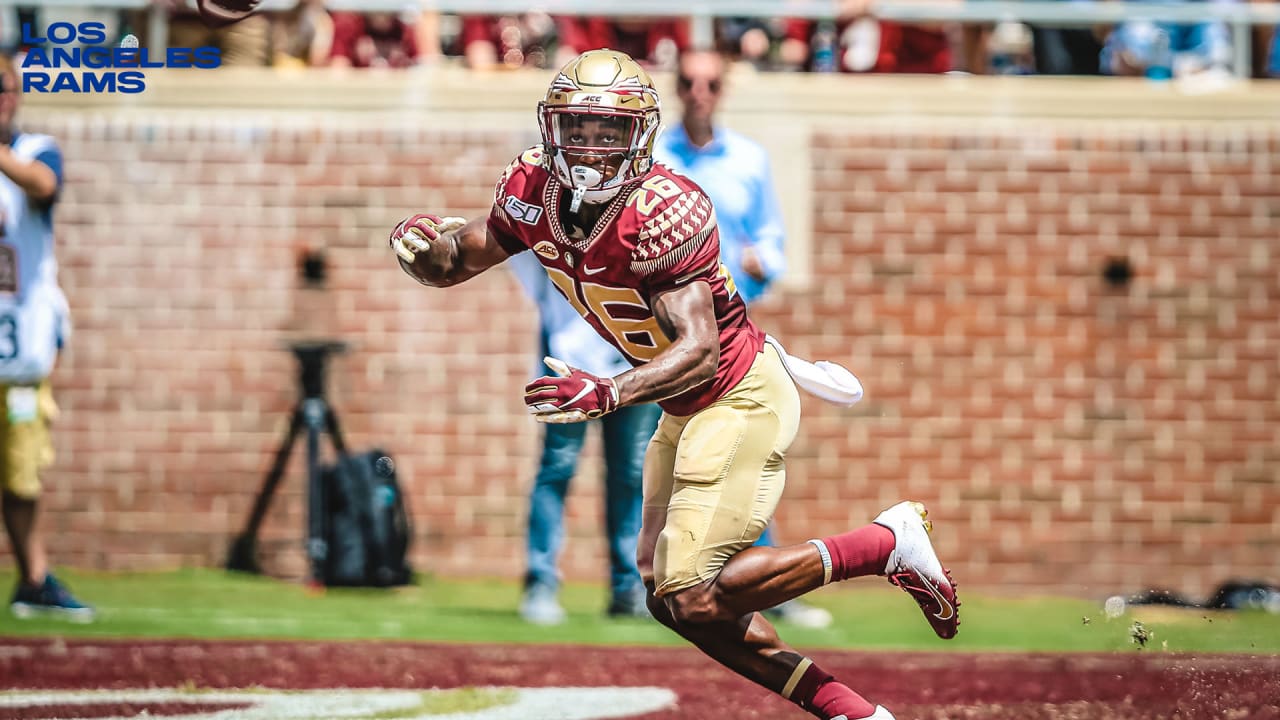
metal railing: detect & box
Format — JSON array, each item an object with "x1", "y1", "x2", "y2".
[{"x1": 11, "y1": 0, "x2": 1280, "y2": 77}]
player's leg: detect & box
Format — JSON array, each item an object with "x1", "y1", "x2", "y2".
[
  {"x1": 753, "y1": 525, "x2": 834, "y2": 629},
  {"x1": 672, "y1": 495, "x2": 958, "y2": 638},
  {"x1": 6, "y1": 382, "x2": 93, "y2": 621},
  {"x1": 640, "y1": 350, "x2": 891, "y2": 719},
  {"x1": 656, "y1": 347, "x2": 958, "y2": 639},
  {"x1": 521, "y1": 419, "x2": 587, "y2": 625},
  {"x1": 2, "y1": 381, "x2": 48, "y2": 586},
  {"x1": 600, "y1": 403, "x2": 660, "y2": 617},
  {"x1": 1, "y1": 491, "x2": 45, "y2": 585},
  {"x1": 635, "y1": 412, "x2": 677, "y2": 630}
]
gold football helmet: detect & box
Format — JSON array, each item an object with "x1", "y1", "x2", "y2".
[{"x1": 538, "y1": 49, "x2": 662, "y2": 210}]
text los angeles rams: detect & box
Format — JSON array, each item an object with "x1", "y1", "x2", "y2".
[{"x1": 20, "y1": 22, "x2": 221, "y2": 94}]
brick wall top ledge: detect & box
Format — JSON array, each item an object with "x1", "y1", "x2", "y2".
[{"x1": 26, "y1": 68, "x2": 1280, "y2": 122}]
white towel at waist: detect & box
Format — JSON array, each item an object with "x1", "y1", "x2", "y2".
[{"x1": 764, "y1": 335, "x2": 864, "y2": 407}]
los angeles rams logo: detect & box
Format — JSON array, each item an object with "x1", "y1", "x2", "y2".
[{"x1": 533, "y1": 241, "x2": 559, "y2": 260}]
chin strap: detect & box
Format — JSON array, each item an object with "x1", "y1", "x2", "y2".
[{"x1": 569, "y1": 185, "x2": 587, "y2": 213}]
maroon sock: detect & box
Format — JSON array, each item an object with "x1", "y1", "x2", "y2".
[
  {"x1": 786, "y1": 659, "x2": 876, "y2": 720},
  {"x1": 821, "y1": 523, "x2": 895, "y2": 583},
  {"x1": 813, "y1": 680, "x2": 876, "y2": 719}
]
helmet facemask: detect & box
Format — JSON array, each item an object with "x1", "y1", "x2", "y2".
[{"x1": 539, "y1": 105, "x2": 658, "y2": 211}]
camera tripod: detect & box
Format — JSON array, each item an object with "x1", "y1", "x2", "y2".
[{"x1": 226, "y1": 340, "x2": 349, "y2": 583}]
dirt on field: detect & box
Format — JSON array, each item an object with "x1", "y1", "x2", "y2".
[{"x1": 2, "y1": 638, "x2": 1278, "y2": 720}]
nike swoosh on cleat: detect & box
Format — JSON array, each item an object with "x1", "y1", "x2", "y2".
[{"x1": 916, "y1": 573, "x2": 955, "y2": 621}]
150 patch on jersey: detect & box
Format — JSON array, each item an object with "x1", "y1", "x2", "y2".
[{"x1": 503, "y1": 195, "x2": 544, "y2": 225}]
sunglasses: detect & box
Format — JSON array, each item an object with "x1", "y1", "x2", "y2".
[{"x1": 677, "y1": 75, "x2": 722, "y2": 94}]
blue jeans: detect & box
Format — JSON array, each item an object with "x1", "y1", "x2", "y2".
[{"x1": 525, "y1": 403, "x2": 662, "y2": 600}]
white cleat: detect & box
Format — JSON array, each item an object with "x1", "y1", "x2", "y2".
[{"x1": 874, "y1": 501, "x2": 961, "y2": 639}]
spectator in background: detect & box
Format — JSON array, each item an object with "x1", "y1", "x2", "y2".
[
  {"x1": 1253, "y1": 0, "x2": 1279, "y2": 77},
  {"x1": 1025, "y1": 0, "x2": 1106, "y2": 75},
  {"x1": 508, "y1": 251, "x2": 660, "y2": 625},
  {"x1": 785, "y1": 0, "x2": 952, "y2": 73},
  {"x1": 269, "y1": 0, "x2": 333, "y2": 69},
  {"x1": 154, "y1": 0, "x2": 270, "y2": 67},
  {"x1": 1101, "y1": 0, "x2": 1237, "y2": 78},
  {"x1": 716, "y1": 17, "x2": 803, "y2": 71},
  {"x1": 565, "y1": 17, "x2": 688, "y2": 71},
  {"x1": 987, "y1": 21, "x2": 1037, "y2": 75},
  {"x1": 654, "y1": 50, "x2": 831, "y2": 629},
  {"x1": 459, "y1": 13, "x2": 573, "y2": 70},
  {"x1": 329, "y1": 9, "x2": 438, "y2": 68},
  {"x1": 0, "y1": 54, "x2": 93, "y2": 623}
]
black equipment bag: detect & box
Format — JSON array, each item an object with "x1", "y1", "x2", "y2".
[{"x1": 319, "y1": 449, "x2": 412, "y2": 587}]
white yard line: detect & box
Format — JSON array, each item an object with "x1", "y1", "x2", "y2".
[{"x1": 0, "y1": 687, "x2": 678, "y2": 720}]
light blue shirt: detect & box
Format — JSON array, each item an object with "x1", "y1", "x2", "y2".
[
  {"x1": 654, "y1": 123, "x2": 786, "y2": 305},
  {"x1": 508, "y1": 250, "x2": 632, "y2": 379}
]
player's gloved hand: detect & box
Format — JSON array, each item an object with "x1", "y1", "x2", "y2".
[
  {"x1": 524, "y1": 357, "x2": 619, "y2": 424},
  {"x1": 390, "y1": 214, "x2": 466, "y2": 263}
]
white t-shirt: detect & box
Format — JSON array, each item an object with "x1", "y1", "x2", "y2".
[{"x1": 0, "y1": 132, "x2": 70, "y2": 383}]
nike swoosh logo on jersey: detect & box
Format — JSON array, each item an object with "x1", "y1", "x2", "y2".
[
  {"x1": 583, "y1": 265, "x2": 607, "y2": 275},
  {"x1": 563, "y1": 379, "x2": 596, "y2": 408}
]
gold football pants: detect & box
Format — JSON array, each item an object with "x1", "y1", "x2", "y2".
[{"x1": 645, "y1": 344, "x2": 802, "y2": 596}]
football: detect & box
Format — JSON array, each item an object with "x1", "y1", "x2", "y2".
[{"x1": 196, "y1": 0, "x2": 261, "y2": 26}]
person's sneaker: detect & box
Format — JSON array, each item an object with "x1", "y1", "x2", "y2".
[
  {"x1": 518, "y1": 584, "x2": 566, "y2": 626},
  {"x1": 606, "y1": 586, "x2": 650, "y2": 619},
  {"x1": 874, "y1": 501, "x2": 960, "y2": 639},
  {"x1": 767, "y1": 599, "x2": 833, "y2": 629},
  {"x1": 10, "y1": 574, "x2": 96, "y2": 623}
]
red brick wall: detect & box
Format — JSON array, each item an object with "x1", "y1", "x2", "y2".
[{"x1": 18, "y1": 86, "x2": 1280, "y2": 597}]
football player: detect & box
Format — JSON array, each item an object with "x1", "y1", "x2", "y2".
[{"x1": 390, "y1": 49, "x2": 958, "y2": 720}]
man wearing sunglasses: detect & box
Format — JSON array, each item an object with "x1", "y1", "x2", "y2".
[{"x1": 655, "y1": 50, "x2": 831, "y2": 630}]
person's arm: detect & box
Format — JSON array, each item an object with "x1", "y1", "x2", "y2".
[
  {"x1": 391, "y1": 214, "x2": 512, "y2": 288},
  {"x1": 412, "y1": 10, "x2": 441, "y2": 64},
  {"x1": 612, "y1": 280, "x2": 719, "y2": 407},
  {"x1": 308, "y1": 9, "x2": 335, "y2": 67},
  {"x1": 741, "y1": 153, "x2": 787, "y2": 287},
  {"x1": 522, "y1": 278, "x2": 719, "y2": 423},
  {"x1": 0, "y1": 146, "x2": 59, "y2": 203}
]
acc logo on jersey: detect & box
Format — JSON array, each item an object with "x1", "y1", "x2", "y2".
[
  {"x1": 504, "y1": 195, "x2": 544, "y2": 226},
  {"x1": 533, "y1": 241, "x2": 559, "y2": 260}
]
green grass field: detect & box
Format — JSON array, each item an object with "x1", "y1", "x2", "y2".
[{"x1": 2, "y1": 567, "x2": 1277, "y2": 654}]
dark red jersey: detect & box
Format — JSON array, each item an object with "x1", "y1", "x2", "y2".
[{"x1": 487, "y1": 147, "x2": 765, "y2": 416}]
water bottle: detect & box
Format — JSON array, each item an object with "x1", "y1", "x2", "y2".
[
  {"x1": 812, "y1": 20, "x2": 837, "y2": 73},
  {"x1": 1145, "y1": 29, "x2": 1173, "y2": 81}
]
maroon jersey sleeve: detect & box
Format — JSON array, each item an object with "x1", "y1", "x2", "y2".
[
  {"x1": 618, "y1": 169, "x2": 765, "y2": 416},
  {"x1": 486, "y1": 148, "x2": 547, "y2": 256},
  {"x1": 629, "y1": 188, "x2": 722, "y2": 296}
]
